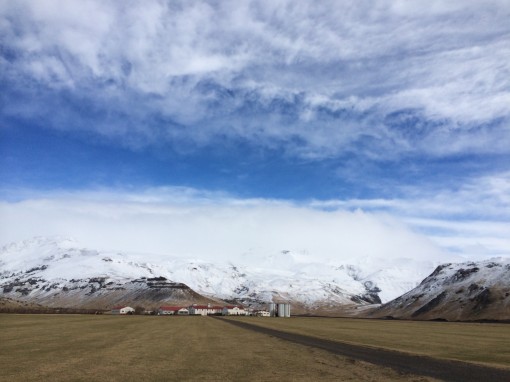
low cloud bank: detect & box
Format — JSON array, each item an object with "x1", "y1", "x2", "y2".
[{"x1": 2, "y1": 186, "x2": 507, "y2": 264}]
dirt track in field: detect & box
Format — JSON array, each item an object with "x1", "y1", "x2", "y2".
[{"x1": 219, "y1": 318, "x2": 510, "y2": 382}]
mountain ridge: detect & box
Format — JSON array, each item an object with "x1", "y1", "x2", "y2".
[
  {"x1": 0, "y1": 237, "x2": 451, "y2": 313},
  {"x1": 370, "y1": 258, "x2": 510, "y2": 321}
]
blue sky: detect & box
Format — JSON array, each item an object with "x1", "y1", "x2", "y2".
[{"x1": 1, "y1": 0, "x2": 509, "y2": 261}]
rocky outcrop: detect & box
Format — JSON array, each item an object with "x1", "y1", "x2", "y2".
[{"x1": 370, "y1": 259, "x2": 510, "y2": 321}]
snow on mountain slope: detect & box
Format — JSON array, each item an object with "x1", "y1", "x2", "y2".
[
  {"x1": 0, "y1": 237, "x2": 217, "y2": 309},
  {"x1": 0, "y1": 237, "x2": 444, "y2": 310},
  {"x1": 346, "y1": 257, "x2": 441, "y2": 303},
  {"x1": 370, "y1": 258, "x2": 510, "y2": 321}
]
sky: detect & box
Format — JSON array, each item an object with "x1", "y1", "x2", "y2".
[{"x1": 1, "y1": 0, "x2": 509, "y2": 263}]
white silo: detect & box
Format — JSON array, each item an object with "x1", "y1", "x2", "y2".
[
  {"x1": 269, "y1": 303, "x2": 276, "y2": 317},
  {"x1": 277, "y1": 303, "x2": 285, "y2": 317},
  {"x1": 285, "y1": 303, "x2": 290, "y2": 317}
]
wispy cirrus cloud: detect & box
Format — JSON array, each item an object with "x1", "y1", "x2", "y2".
[
  {"x1": 1, "y1": 1, "x2": 509, "y2": 262},
  {"x1": 1, "y1": 0, "x2": 509, "y2": 159}
]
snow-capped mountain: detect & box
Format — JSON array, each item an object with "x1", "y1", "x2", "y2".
[
  {"x1": 0, "y1": 237, "x2": 443, "y2": 312},
  {"x1": 370, "y1": 259, "x2": 510, "y2": 321}
]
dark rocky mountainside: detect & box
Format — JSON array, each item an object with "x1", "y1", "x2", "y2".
[
  {"x1": 369, "y1": 259, "x2": 510, "y2": 321},
  {"x1": 3, "y1": 237, "x2": 509, "y2": 319},
  {"x1": 0, "y1": 237, "x2": 390, "y2": 312},
  {"x1": 1, "y1": 275, "x2": 218, "y2": 310}
]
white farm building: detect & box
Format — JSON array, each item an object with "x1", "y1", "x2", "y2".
[
  {"x1": 222, "y1": 305, "x2": 246, "y2": 316},
  {"x1": 158, "y1": 306, "x2": 189, "y2": 315},
  {"x1": 189, "y1": 305, "x2": 223, "y2": 316},
  {"x1": 111, "y1": 306, "x2": 135, "y2": 315}
]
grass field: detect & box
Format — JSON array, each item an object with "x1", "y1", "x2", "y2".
[
  {"x1": 229, "y1": 317, "x2": 510, "y2": 369},
  {"x1": 0, "y1": 314, "x2": 438, "y2": 382}
]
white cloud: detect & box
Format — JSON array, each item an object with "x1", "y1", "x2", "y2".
[
  {"x1": 1, "y1": 0, "x2": 509, "y2": 158},
  {"x1": 0, "y1": 187, "x2": 449, "y2": 264},
  {"x1": 310, "y1": 172, "x2": 510, "y2": 258},
  {"x1": 2, "y1": 1, "x2": 508, "y2": 273},
  {"x1": 2, "y1": 173, "x2": 509, "y2": 262}
]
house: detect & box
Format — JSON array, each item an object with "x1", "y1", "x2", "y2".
[
  {"x1": 255, "y1": 310, "x2": 270, "y2": 317},
  {"x1": 111, "y1": 306, "x2": 135, "y2": 315},
  {"x1": 158, "y1": 306, "x2": 189, "y2": 315},
  {"x1": 189, "y1": 304, "x2": 223, "y2": 316},
  {"x1": 222, "y1": 305, "x2": 246, "y2": 316}
]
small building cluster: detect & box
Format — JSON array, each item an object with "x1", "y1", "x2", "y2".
[
  {"x1": 159, "y1": 304, "x2": 248, "y2": 316},
  {"x1": 111, "y1": 302, "x2": 291, "y2": 317},
  {"x1": 158, "y1": 306, "x2": 190, "y2": 315}
]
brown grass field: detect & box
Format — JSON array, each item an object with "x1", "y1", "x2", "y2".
[
  {"x1": 0, "y1": 314, "x2": 440, "y2": 382},
  {"x1": 229, "y1": 316, "x2": 510, "y2": 369}
]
